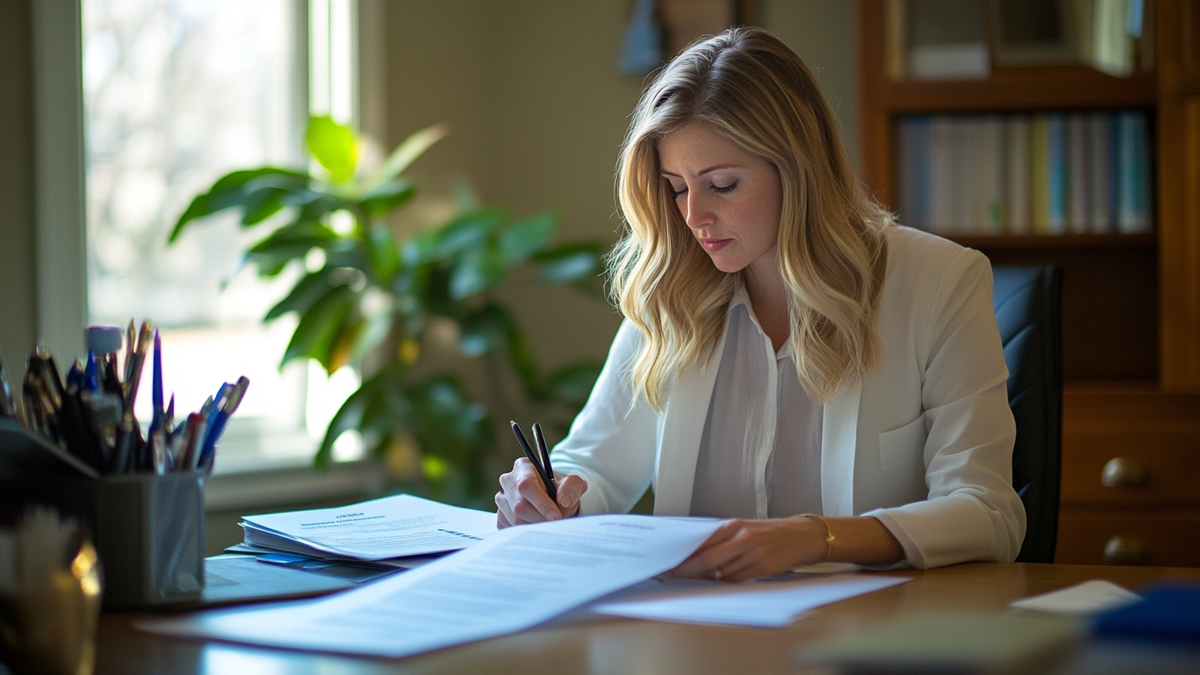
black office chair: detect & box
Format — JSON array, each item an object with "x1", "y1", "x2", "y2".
[{"x1": 992, "y1": 266, "x2": 1063, "y2": 564}]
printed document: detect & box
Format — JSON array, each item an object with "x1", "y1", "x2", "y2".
[
  {"x1": 140, "y1": 514, "x2": 726, "y2": 658},
  {"x1": 240, "y1": 494, "x2": 497, "y2": 561}
]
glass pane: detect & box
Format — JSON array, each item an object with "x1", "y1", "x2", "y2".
[{"x1": 82, "y1": 0, "x2": 334, "y2": 468}]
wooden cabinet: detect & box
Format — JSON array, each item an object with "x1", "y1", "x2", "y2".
[
  {"x1": 1057, "y1": 387, "x2": 1200, "y2": 565},
  {"x1": 858, "y1": 0, "x2": 1200, "y2": 566}
]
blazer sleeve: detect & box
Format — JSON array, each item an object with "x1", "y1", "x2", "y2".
[
  {"x1": 864, "y1": 248, "x2": 1027, "y2": 568},
  {"x1": 549, "y1": 320, "x2": 659, "y2": 515}
]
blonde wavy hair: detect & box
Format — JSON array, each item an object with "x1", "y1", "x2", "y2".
[{"x1": 609, "y1": 27, "x2": 891, "y2": 410}]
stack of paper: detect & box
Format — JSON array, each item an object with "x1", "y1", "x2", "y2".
[
  {"x1": 141, "y1": 515, "x2": 727, "y2": 658},
  {"x1": 238, "y1": 493, "x2": 497, "y2": 562}
]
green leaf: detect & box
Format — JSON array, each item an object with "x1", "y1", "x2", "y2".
[
  {"x1": 458, "y1": 304, "x2": 509, "y2": 356},
  {"x1": 359, "y1": 180, "x2": 415, "y2": 219},
  {"x1": 434, "y1": 208, "x2": 506, "y2": 257},
  {"x1": 265, "y1": 269, "x2": 334, "y2": 321},
  {"x1": 499, "y1": 212, "x2": 559, "y2": 264},
  {"x1": 296, "y1": 194, "x2": 352, "y2": 228},
  {"x1": 449, "y1": 243, "x2": 507, "y2": 299},
  {"x1": 402, "y1": 230, "x2": 442, "y2": 268},
  {"x1": 532, "y1": 243, "x2": 605, "y2": 284},
  {"x1": 366, "y1": 123, "x2": 448, "y2": 189},
  {"x1": 306, "y1": 115, "x2": 358, "y2": 183},
  {"x1": 456, "y1": 303, "x2": 539, "y2": 397},
  {"x1": 500, "y1": 317, "x2": 541, "y2": 399},
  {"x1": 407, "y1": 377, "x2": 490, "y2": 455},
  {"x1": 314, "y1": 364, "x2": 410, "y2": 468},
  {"x1": 365, "y1": 223, "x2": 402, "y2": 284},
  {"x1": 350, "y1": 311, "x2": 394, "y2": 363},
  {"x1": 361, "y1": 382, "x2": 408, "y2": 437},
  {"x1": 314, "y1": 375, "x2": 376, "y2": 468},
  {"x1": 282, "y1": 285, "x2": 356, "y2": 368},
  {"x1": 241, "y1": 187, "x2": 289, "y2": 225},
  {"x1": 246, "y1": 220, "x2": 341, "y2": 268},
  {"x1": 170, "y1": 167, "x2": 308, "y2": 242}
]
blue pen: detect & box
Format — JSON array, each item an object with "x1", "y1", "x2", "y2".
[
  {"x1": 66, "y1": 360, "x2": 85, "y2": 391},
  {"x1": 83, "y1": 352, "x2": 99, "y2": 392},
  {"x1": 151, "y1": 330, "x2": 164, "y2": 430},
  {"x1": 208, "y1": 382, "x2": 230, "y2": 424},
  {"x1": 198, "y1": 376, "x2": 249, "y2": 471}
]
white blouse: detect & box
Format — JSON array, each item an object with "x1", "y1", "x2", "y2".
[{"x1": 689, "y1": 286, "x2": 823, "y2": 520}]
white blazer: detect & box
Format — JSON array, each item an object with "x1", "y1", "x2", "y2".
[{"x1": 551, "y1": 226, "x2": 1026, "y2": 569}]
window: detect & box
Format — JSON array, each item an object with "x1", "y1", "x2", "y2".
[{"x1": 81, "y1": 0, "x2": 365, "y2": 476}]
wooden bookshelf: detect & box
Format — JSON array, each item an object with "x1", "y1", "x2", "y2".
[
  {"x1": 858, "y1": 0, "x2": 1200, "y2": 567},
  {"x1": 884, "y1": 69, "x2": 1156, "y2": 113},
  {"x1": 949, "y1": 233, "x2": 1157, "y2": 250}
]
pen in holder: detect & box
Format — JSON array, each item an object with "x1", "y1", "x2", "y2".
[{"x1": 0, "y1": 323, "x2": 249, "y2": 608}]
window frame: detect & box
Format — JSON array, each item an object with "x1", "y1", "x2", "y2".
[{"x1": 35, "y1": 0, "x2": 388, "y2": 512}]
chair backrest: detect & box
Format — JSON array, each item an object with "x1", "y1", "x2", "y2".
[{"x1": 992, "y1": 266, "x2": 1063, "y2": 564}]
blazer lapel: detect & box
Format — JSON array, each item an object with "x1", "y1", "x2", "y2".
[
  {"x1": 653, "y1": 329, "x2": 728, "y2": 516},
  {"x1": 821, "y1": 380, "x2": 862, "y2": 516}
]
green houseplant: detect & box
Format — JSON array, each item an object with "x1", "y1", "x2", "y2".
[{"x1": 169, "y1": 116, "x2": 606, "y2": 506}]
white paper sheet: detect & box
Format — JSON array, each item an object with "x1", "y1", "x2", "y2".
[
  {"x1": 1009, "y1": 580, "x2": 1142, "y2": 616},
  {"x1": 240, "y1": 493, "x2": 497, "y2": 561},
  {"x1": 592, "y1": 574, "x2": 909, "y2": 628},
  {"x1": 139, "y1": 514, "x2": 726, "y2": 658}
]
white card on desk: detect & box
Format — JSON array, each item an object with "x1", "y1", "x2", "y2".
[
  {"x1": 592, "y1": 574, "x2": 909, "y2": 628},
  {"x1": 1009, "y1": 580, "x2": 1142, "y2": 616}
]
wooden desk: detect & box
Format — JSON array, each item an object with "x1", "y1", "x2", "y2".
[{"x1": 96, "y1": 563, "x2": 1200, "y2": 675}]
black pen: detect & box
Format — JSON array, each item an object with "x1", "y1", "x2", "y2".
[
  {"x1": 532, "y1": 423, "x2": 557, "y2": 502},
  {"x1": 510, "y1": 421, "x2": 557, "y2": 503}
]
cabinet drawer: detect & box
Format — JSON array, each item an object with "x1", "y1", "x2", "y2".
[
  {"x1": 1056, "y1": 508, "x2": 1200, "y2": 567},
  {"x1": 1060, "y1": 430, "x2": 1200, "y2": 506}
]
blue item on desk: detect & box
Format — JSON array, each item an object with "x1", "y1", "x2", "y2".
[{"x1": 1092, "y1": 583, "x2": 1200, "y2": 643}]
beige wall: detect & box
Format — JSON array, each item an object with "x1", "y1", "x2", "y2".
[{"x1": 381, "y1": 0, "x2": 859, "y2": 385}]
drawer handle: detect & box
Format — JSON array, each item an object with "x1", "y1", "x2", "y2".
[
  {"x1": 1103, "y1": 536, "x2": 1150, "y2": 565},
  {"x1": 1101, "y1": 458, "x2": 1150, "y2": 487}
]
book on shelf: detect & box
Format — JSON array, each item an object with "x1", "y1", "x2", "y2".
[{"x1": 895, "y1": 110, "x2": 1151, "y2": 237}]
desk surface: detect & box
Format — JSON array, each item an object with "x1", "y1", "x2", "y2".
[{"x1": 97, "y1": 562, "x2": 1200, "y2": 675}]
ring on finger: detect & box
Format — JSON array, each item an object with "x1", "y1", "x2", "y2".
[{"x1": 714, "y1": 567, "x2": 723, "y2": 581}]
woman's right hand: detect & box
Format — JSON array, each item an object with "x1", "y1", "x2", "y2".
[{"x1": 495, "y1": 458, "x2": 588, "y2": 528}]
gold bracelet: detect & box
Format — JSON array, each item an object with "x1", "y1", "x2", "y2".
[{"x1": 801, "y1": 514, "x2": 835, "y2": 562}]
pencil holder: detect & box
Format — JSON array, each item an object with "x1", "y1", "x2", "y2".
[
  {"x1": 94, "y1": 472, "x2": 205, "y2": 608},
  {"x1": 0, "y1": 420, "x2": 206, "y2": 609}
]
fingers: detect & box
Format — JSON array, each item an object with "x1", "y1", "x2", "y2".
[
  {"x1": 496, "y1": 459, "x2": 585, "y2": 525},
  {"x1": 669, "y1": 519, "x2": 815, "y2": 583},
  {"x1": 494, "y1": 490, "x2": 517, "y2": 528},
  {"x1": 513, "y1": 458, "x2": 564, "y2": 520},
  {"x1": 670, "y1": 521, "x2": 742, "y2": 578},
  {"x1": 555, "y1": 473, "x2": 588, "y2": 516}
]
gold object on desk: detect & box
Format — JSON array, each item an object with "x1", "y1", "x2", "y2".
[{"x1": 0, "y1": 513, "x2": 103, "y2": 675}]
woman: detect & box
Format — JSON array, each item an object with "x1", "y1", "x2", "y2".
[{"x1": 495, "y1": 28, "x2": 1025, "y2": 581}]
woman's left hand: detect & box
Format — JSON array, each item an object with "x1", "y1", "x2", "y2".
[{"x1": 669, "y1": 516, "x2": 828, "y2": 583}]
